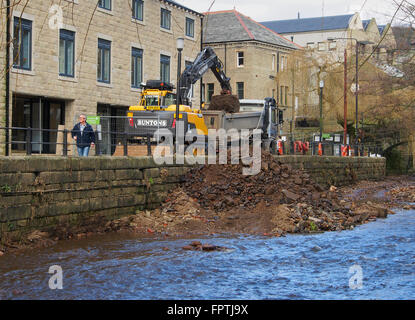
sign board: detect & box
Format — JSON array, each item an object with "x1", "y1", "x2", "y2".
[
  {"x1": 87, "y1": 116, "x2": 100, "y2": 125},
  {"x1": 322, "y1": 134, "x2": 331, "y2": 139}
]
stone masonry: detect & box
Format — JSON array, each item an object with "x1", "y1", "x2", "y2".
[{"x1": 0, "y1": 155, "x2": 385, "y2": 241}]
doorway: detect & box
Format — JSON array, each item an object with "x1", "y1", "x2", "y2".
[{"x1": 12, "y1": 96, "x2": 65, "y2": 154}]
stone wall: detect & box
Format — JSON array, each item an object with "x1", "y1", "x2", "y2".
[
  {"x1": 275, "y1": 155, "x2": 386, "y2": 186},
  {"x1": 0, "y1": 0, "x2": 6, "y2": 156},
  {"x1": 0, "y1": 156, "x2": 193, "y2": 240},
  {"x1": 0, "y1": 155, "x2": 386, "y2": 240}
]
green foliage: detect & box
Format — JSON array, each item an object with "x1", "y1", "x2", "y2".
[
  {"x1": 309, "y1": 221, "x2": 318, "y2": 232},
  {"x1": 1, "y1": 184, "x2": 11, "y2": 193},
  {"x1": 385, "y1": 148, "x2": 403, "y2": 174}
]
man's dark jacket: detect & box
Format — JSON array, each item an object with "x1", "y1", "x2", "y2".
[{"x1": 71, "y1": 123, "x2": 95, "y2": 147}]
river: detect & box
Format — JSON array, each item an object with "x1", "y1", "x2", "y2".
[{"x1": 0, "y1": 207, "x2": 414, "y2": 300}]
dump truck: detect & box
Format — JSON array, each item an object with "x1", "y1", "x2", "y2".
[{"x1": 125, "y1": 47, "x2": 283, "y2": 152}]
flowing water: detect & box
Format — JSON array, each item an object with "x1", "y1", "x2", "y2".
[{"x1": 0, "y1": 207, "x2": 414, "y2": 300}]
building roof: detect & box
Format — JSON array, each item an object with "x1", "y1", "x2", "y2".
[
  {"x1": 261, "y1": 14, "x2": 354, "y2": 34},
  {"x1": 161, "y1": 0, "x2": 203, "y2": 17},
  {"x1": 203, "y1": 10, "x2": 300, "y2": 49},
  {"x1": 378, "y1": 25, "x2": 387, "y2": 35},
  {"x1": 362, "y1": 19, "x2": 371, "y2": 30}
]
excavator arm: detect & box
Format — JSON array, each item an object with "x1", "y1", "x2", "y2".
[{"x1": 178, "y1": 47, "x2": 231, "y2": 106}]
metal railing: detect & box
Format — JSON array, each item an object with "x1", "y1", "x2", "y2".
[
  {"x1": 0, "y1": 126, "x2": 153, "y2": 157},
  {"x1": 0, "y1": 126, "x2": 382, "y2": 158}
]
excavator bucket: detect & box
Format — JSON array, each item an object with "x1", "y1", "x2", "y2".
[{"x1": 208, "y1": 94, "x2": 240, "y2": 113}]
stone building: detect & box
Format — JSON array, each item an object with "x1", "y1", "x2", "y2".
[
  {"x1": 0, "y1": 0, "x2": 203, "y2": 156},
  {"x1": 201, "y1": 10, "x2": 305, "y2": 134},
  {"x1": 261, "y1": 12, "x2": 397, "y2": 62},
  {"x1": 262, "y1": 13, "x2": 399, "y2": 135}
]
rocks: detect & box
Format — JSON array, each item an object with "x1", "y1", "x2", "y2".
[
  {"x1": 182, "y1": 242, "x2": 228, "y2": 252},
  {"x1": 282, "y1": 189, "x2": 301, "y2": 202},
  {"x1": 27, "y1": 231, "x2": 49, "y2": 242}
]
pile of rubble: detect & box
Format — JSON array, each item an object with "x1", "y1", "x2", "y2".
[
  {"x1": 388, "y1": 186, "x2": 415, "y2": 203},
  {"x1": 159, "y1": 152, "x2": 393, "y2": 236}
]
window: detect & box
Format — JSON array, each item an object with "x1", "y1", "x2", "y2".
[
  {"x1": 186, "y1": 17, "x2": 194, "y2": 38},
  {"x1": 185, "y1": 61, "x2": 194, "y2": 97},
  {"x1": 132, "y1": 0, "x2": 144, "y2": 21},
  {"x1": 97, "y1": 38, "x2": 111, "y2": 83},
  {"x1": 280, "y1": 55, "x2": 288, "y2": 72},
  {"x1": 318, "y1": 42, "x2": 327, "y2": 51},
  {"x1": 276, "y1": 52, "x2": 280, "y2": 72},
  {"x1": 272, "y1": 54, "x2": 276, "y2": 71},
  {"x1": 160, "y1": 54, "x2": 170, "y2": 83},
  {"x1": 237, "y1": 82, "x2": 244, "y2": 99},
  {"x1": 237, "y1": 52, "x2": 244, "y2": 67},
  {"x1": 131, "y1": 48, "x2": 143, "y2": 88},
  {"x1": 280, "y1": 86, "x2": 283, "y2": 105},
  {"x1": 201, "y1": 84, "x2": 205, "y2": 102},
  {"x1": 59, "y1": 29, "x2": 75, "y2": 77},
  {"x1": 161, "y1": 8, "x2": 171, "y2": 30},
  {"x1": 13, "y1": 18, "x2": 32, "y2": 70},
  {"x1": 98, "y1": 0, "x2": 111, "y2": 10},
  {"x1": 329, "y1": 41, "x2": 337, "y2": 51},
  {"x1": 285, "y1": 86, "x2": 289, "y2": 106},
  {"x1": 306, "y1": 42, "x2": 314, "y2": 49},
  {"x1": 207, "y1": 83, "x2": 214, "y2": 103}
]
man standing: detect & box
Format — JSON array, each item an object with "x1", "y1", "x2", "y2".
[{"x1": 71, "y1": 114, "x2": 95, "y2": 157}]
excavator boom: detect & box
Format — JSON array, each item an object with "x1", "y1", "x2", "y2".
[{"x1": 178, "y1": 47, "x2": 232, "y2": 106}]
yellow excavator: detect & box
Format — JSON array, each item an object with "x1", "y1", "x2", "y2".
[{"x1": 126, "y1": 47, "x2": 282, "y2": 151}]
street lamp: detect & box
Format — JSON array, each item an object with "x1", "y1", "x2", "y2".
[
  {"x1": 319, "y1": 80, "x2": 324, "y2": 143},
  {"x1": 175, "y1": 37, "x2": 184, "y2": 144}
]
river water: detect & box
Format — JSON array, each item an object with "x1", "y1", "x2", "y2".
[{"x1": 0, "y1": 207, "x2": 414, "y2": 300}]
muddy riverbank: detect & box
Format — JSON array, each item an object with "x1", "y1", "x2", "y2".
[{"x1": 1, "y1": 153, "x2": 414, "y2": 256}]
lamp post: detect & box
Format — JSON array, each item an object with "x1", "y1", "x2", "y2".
[
  {"x1": 175, "y1": 37, "x2": 184, "y2": 143},
  {"x1": 328, "y1": 37, "x2": 362, "y2": 156},
  {"x1": 319, "y1": 80, "x2": 324, "y2": 143}
]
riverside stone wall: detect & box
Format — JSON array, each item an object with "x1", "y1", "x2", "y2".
[
  {"x1": 275, "y1": 155, "x2": 386, "y2": 187},
  {"x1": 0, "y1": 155, "x2": 386, "y2": 240}
]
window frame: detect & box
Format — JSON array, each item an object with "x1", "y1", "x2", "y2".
[
  {"x1": 329, "y1": 41, "x2": 337, "y2": 51},
  {"x1": 160, "y1": 8, "x2": 171, "y2": 30},
  {"x1": 318, "y1": 42, "x2": 327, "y2": 51},
  {"x1": 237, "y1": 51, "x2": 244, "y2": 67},
  {"x1": 97, "y1": 38, "x2": 111, "y2": 84},
  {"x1": 185, "y1": 17, "x2": 195, "y2": 38},
  {"x1": 207, "y1": 83, "x2": 214, "y2": 103},
  {"x1": 237, "y1": 82, "x2": 244, "y2": 100},
  {"x1": 160, "y1": 54, "x2": 170, "y2": 83},
  {"x1": 185, "y1": 60, "x2": 195, "y2": 97},
  {"x1": 98, "y1": 0, "x2": 112, "y2": 11},
  {"x1": 13, "y1": 17, "x2": 32, "y2": 71},
  {"x1": 59, "y1": 29, "x2": 75, "y2": 78},
  {"x1": 132, "y1": 0, "x2": 144, "y2": 21},
  {"x1": 131, "y1": 47, "x2": 143, "y2": 88}
]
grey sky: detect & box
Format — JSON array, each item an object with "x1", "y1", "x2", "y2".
[{"x1": 179, "y1": 0, "x2": 400, "y2": 25}]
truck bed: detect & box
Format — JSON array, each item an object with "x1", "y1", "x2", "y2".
[{"x1": 202, "y1": 110, "x2": 263, "y2": 131}]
